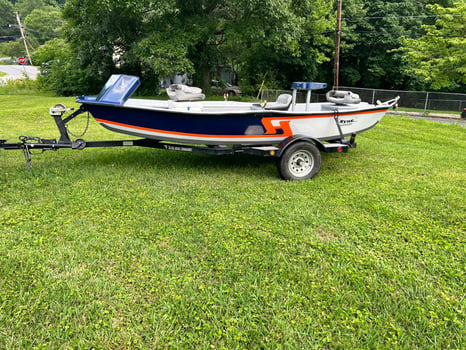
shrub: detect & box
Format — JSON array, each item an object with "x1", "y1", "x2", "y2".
[
  {"x1": 0, "y1": 75, "x2": 38, "y2": 94},
  {"x1": 32, "y1": 38, "x2": 93, "y2": 95}
]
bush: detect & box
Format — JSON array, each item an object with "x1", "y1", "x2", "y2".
[
  {"x1": 0, "y1": 76, "x2": 38, "y2": 94},
  {"x1": 32, "y1": 38, "x2": 93, "y2": 96},
  {"x1": 0, "y1": 40, "x2": 25, "y2": 59}
]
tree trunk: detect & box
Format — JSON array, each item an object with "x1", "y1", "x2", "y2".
[{"x1": 198, "y1": 64, "x2": 212, "y2": 94}]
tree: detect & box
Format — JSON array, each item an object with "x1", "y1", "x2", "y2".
[
  {"x1": 44, "y1": 0, "x2": 66, "y2": 8},
  {"x1": 24, "y1": 8, "x2": 63, "y2": 45},
  {"x1": 0, "y1": 0, "x2": 16, "y2": 42},
  {"x1": 331, "y1": 0, "x2": 429, "y2": 89},
  {"x1": 63, "y1": 0, "x2": 153, "y2": 93},
  {"x1": 32, "y1": 38, "x2": 93, "y2": 95},
  {"x1": 0, "y1": 40, "x2": 24, "y2": 57},
  {"x1": 62, "y1": 0, "x2": 334, "y2": 94},
  {"x1": 400, "y1": 1, "x2": 466, "y2": 90},
  {"x1": 236, "y1": 0, "x2": 335, "y2": 90},
  {"x1": 15, "y1": 0, "x2": 46, "y2": 17}
]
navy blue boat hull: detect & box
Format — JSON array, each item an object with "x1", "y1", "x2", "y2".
[{"x1": 80, "y1": 101, "x2": 389, "y2": 145}]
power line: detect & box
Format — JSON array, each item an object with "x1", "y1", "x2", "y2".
[
  {"x1": 309, "y1": 14, "x2": 466, "y2": 24},
  {"x1": 342, "y1": 30, "x2": 466, "y2": 38},
  {"x1": 24, "y1": 27, "x2": 57, "y2": 36},
  {"x1": 344, "y1": 14, "x2": 466, "y2": 22},
  {"x1": 313, "y1": 29, "x2": 465, "y2": 39}
]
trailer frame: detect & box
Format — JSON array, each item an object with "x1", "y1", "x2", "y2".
[{"x1": 1, "y1": 104, "x2": 354, "y2": 180}]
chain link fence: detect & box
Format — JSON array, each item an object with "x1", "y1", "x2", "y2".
[
  {"x1": 261, "y1": 87, "x2": 466, "y2": 113},
  {"x1": 340, "y1": 87, "x2": 466, "y2": 113}
]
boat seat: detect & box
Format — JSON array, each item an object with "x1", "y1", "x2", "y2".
[
  {"x1": 264, "y1": 94, "x2": 292, "y2": 110},
  {"x1": 166, "y1": 84, "x2": 205, "y2": 101}
]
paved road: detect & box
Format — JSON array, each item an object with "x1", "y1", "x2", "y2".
[
  {"x1": 387, "y1": 111, "x2": 465, "y2": 127},
  {"x1": 0, "y1": 65, "x2": 39, "y2": 81},
  {"x1": 405, "y1": 115, "x2": 466, "y2": 127}
]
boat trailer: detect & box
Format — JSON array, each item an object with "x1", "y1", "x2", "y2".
[{"x1": 0, "y1": 104, "x2": 355, "y2": 180}]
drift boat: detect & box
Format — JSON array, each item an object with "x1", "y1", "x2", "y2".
[{"x1": 76, "y1": 74, "x2": 398, "y2": 146}]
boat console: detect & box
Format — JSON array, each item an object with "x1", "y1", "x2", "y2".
[{"x1": 291, "y1": 82, "x2": 327, "y2": 112}]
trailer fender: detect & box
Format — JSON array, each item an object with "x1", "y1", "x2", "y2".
[{"x1": 276, "y1": 134, "x2": 325, "y2": 157}]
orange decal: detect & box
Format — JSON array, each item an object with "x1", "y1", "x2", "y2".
[{"x1": 262, "y1": 118, "x2": 293, "y2": 136}]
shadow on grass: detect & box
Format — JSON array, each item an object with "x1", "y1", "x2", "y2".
[
  {"x1": 32, "y1": 147, "x2": 280, "y2": 179},
  {"x1": 5, "y1": 142, "x2": 359, "y2": 181}
]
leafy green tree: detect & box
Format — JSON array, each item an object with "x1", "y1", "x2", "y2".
[
  {"x1": 63, "y1": 0, "x2": 152, "y2": 93},
  {"x1": 15, "y1": 0, "x2": 46, "y2": 17},
  {"x1": 400, "y1": 1, "x2": 466, "y2": 90},
  {"x1": 187, "y1": 0, "x2": 334, "y2": 90},
  {"x1": 62, "y1": 0, "x2": 334, "y2": 94},
  {"x1": 0, "y1": 40, "x2": 24, "y2": 57},
  {"x1": 32, "y1": 38, "x2": 93, "y2": 95},
  {"x1": 334, "y1": 0, "x2": 428, "y2": 89},
  {"x1": 0, "y1": 0, "x2": 24, "y2": 56},
  {"x1": 0, "y1": 0, "x2": 16, "y2": 43},
  {"x1": 24, "y1": 8, "x2": 63, "y2": 45},
  {"x1": 44, "y1": 0, "x2": 66, "y2": 8},
  {"x1": 236, "y1": 0, "x2": 335, "y2": 90}
]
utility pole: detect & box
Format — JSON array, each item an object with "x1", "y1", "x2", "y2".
[
  {"x1": 15, "y1": 12, "x2": 32, "y2": 65},
  {"x1": 333, "y1": 0, "x2": 343, "y2": 91}
]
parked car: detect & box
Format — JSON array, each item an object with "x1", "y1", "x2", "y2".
[{"x1": 211, "y1": 80, "x2": 242, "y2": 96}]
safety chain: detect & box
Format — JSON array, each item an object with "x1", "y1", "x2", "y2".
[{"x1": 65, "y1": 111, "x2": 90, "y2": 138}]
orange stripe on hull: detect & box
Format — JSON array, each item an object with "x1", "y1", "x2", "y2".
[{"x1": 95, "y1": 107, "x2": 387, "y2": 140}]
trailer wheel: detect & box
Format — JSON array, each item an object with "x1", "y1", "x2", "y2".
[{"x1": 278, "y1": 141, "x2": 321, "y2": 180}]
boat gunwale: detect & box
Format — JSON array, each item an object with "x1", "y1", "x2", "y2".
[{"x1": 77, "y1": 98, "x2": 390, "y2": 118}]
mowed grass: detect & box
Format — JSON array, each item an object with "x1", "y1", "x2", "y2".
[{"x1": 0, "y1": 94, "x2": 465, "y2": 349}]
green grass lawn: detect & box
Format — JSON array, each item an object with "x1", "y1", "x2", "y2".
[{"x1": 0, "y1": 94, "x2": 465, "y2": 349}]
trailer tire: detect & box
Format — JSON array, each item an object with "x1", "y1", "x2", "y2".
[{"x1": 278, "y1": 141, "x2": 321, "y2": 180}]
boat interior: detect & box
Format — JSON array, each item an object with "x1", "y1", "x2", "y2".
[
  {"x1": 123, "y1": 96, "x2": 372, "y2": 114},
  {"x1": 86, "y1": 74, "x2": 376, "y2": 115}
]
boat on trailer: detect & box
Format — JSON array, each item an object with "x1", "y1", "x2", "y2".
[
  {"x1": 1, "y1": 74, "x2": 398, "y2": 180},
  {"x1": 78, "y1": 74, "x2": 396, "y2": 147}
]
